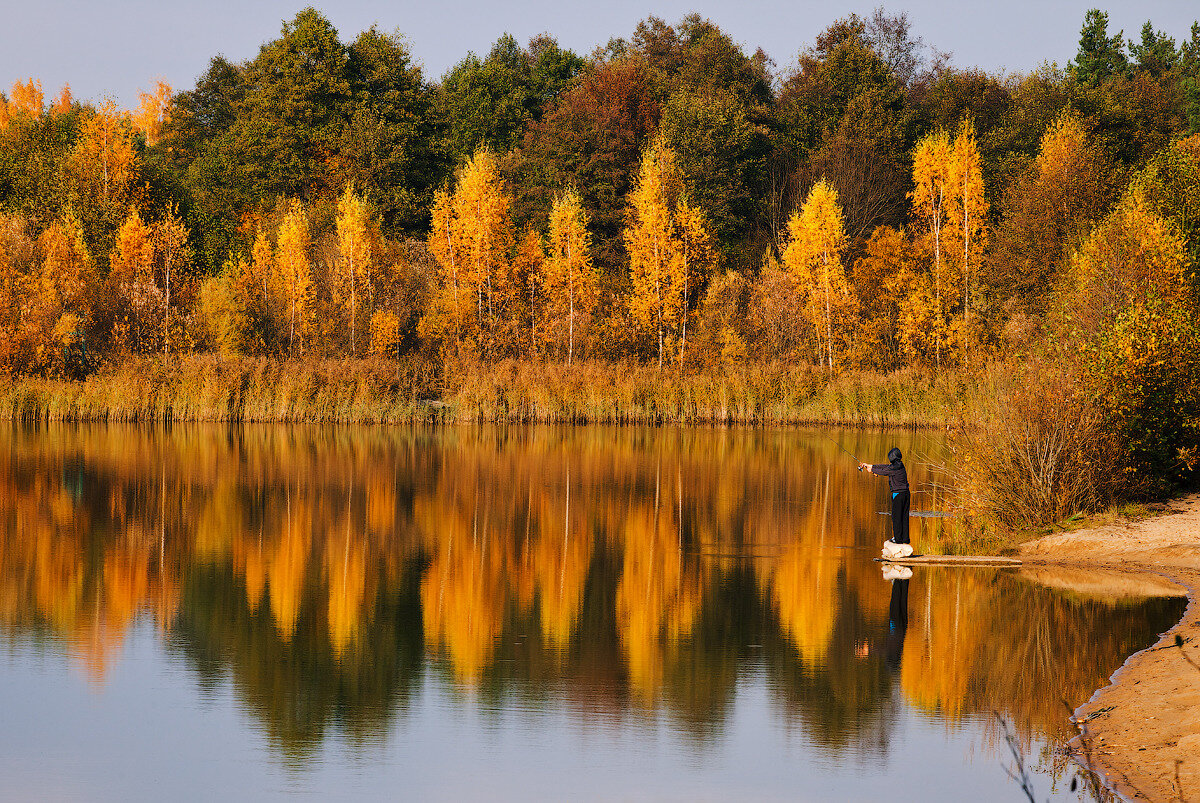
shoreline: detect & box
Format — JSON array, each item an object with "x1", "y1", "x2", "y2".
[{"x1": 1019, "y1": 495, "x2": 1200, "y2": 801}]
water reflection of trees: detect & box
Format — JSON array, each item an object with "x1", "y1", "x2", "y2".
[{"x1": 0, "y1": 423, "x2": 1183, "y2": 759}]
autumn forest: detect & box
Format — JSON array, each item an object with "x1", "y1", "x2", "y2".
[{"x1": 3, "y1": 8, "x2": 1200, "y2": 519}]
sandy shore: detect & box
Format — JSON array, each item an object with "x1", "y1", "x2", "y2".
[{"x1": 1019, "y1": 494, "x2": 1200, "y2": 801}]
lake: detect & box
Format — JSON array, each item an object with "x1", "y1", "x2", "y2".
[{"x1": 0, "y1": 423, "x2": 1184, "y2": 800}]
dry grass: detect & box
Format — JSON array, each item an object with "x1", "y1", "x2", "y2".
[
  {"x1": 0, "y1": 355, "x2": 969, "y2": 429},
  {"x1": 440, "y1": 358, "x2": 969, "y2": 426},
  {"x1": 0, "y1": 355, "x2": 443, "y2": 424},
  {"x1": 0, "y1": 355, "x2": 970, "y2": 427}
]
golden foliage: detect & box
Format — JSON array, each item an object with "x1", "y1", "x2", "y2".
[
  {"x1": 51, "y1": 85, "x2": 73, "y2": 115},
  {"x1": 369, "y1": 309, "x2": 402, "y2": 357},
  {"x1": 110, "y1": 206, "x2": 155, "y2": 287},
  {"x1": 422, "y1": 150, "x2": 516, "y2": 356},
  {"x1": 781, "y1": 180, "x2": 858, "y2": 371},
  {"x1": 1065, "y1": 187, "x2": 1189, "y2": 334},
  {"x1": 333, "y1": 186, "x2": 373, "y2": 355},
  {"x1": 542, "y1": 189, "x2": 596, "y2": 364},
  {"x1": 9, "y1": 78, "x2": 43, "y2": 119},
  {"x1": 948, "y1": 120, "x2": 987, "y2": 323},
  {"x1": 36, "y1": 211, "x2": 93, "y2": 314},
  {"x1": 624, "y1": 139, "x2": 713, "y2": 368},
  {"x1": 132, "y1": 80, "x2": 172, "y2": 146},
  {"x1": 69, "y1": 100, "x2": 137, "y2": 208},
  {"x1": 274, "y1": 202, "x2": 312, "y2": 354},
  {"x1": 153, "y1": 205, "x2": 189, "y2": 355}
]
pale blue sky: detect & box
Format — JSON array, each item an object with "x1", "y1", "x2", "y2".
[{"x1": 2, "y1": 0, "x2": 1197, "y2": 107}]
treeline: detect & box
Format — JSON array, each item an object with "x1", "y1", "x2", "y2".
[{"x1": 2, "y1": 8, "x2": 1200, "y2": 505}]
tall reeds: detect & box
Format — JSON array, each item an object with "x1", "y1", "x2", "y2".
[{"x1": 0, "y1": 356, "x2": 969, "y2": 427}]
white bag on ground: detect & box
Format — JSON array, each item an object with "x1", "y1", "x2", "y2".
[{"x1": 881, "y1": 540, "x2": 914, "y2": 560}]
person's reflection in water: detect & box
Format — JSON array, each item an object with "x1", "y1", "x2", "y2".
[{"x1": 882, "y1": 564, "x2": 911, "y2": 670}]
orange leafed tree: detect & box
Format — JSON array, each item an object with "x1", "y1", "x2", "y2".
[
  {"x1": 274, "y1": 203, "x2": 311, "y2": 354},
  {"x1": 422, "y1": 149, "x2": 515, "y2": 355},
  {"x1": 457, "y1": 149, "x2": 515, "y2": 353},
  {"x1": 51, "y1": 85, "x2": 73, "y2": 115},
  {"x1": 333, "y1": 186, "x2": 373, "y2": 355},
  {"x1": 782, "y1": 180, "x2": 857, "y2": 371},
  {"x1": 947, "y1": 120, "x2": 987, "y2": 325},
  {"x1": 910, "y1": 129, "x2": 956, "y2": 370},
  {"x1": 542, "y1": 189, "x2": 596, "y2": 364},
  {"x1": 9, "y1": 78, "x2": 43, "y2": 119},
  {"x1": 673, "y1": 197, "x2": 715, "y2": 365},
  {"x1": 153, "y1": 206, "x2": 189, "y2": 355},
  {"x1": 110, "y1": 206, "x2": 155, "y2": 287},
  {"x1": 424, "y1": 189, "x2": 465, "y2": 346},
  {"x1": 69, "y1": 100, "x2": 136, "y2": 208},
  {"x1": 133, "y1": 80, "x2": 172, "y2": 146},
  {"x1": 249, "y1": 228, "x2": 273, "y2": 306},
  {"x1": 624, "y1": 138, "x2": 685, "y2": 369},
  {"x1": 37, "y1": 212, "x2": 93, "y2": 313}
]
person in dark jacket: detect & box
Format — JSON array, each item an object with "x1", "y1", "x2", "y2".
[{"x1": 860, "y1": 447, "x2": 910, "y2": 545}]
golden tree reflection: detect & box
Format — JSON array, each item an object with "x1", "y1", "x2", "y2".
[{"x1": 0, "y1": 422, "x2": 1183, "y2": 758}]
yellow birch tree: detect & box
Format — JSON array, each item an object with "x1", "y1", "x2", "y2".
[
  {"x1": 624, "y1": 139, "x2": 684, "y2": 369},
  {"x1": 456, "y1": 149, "x2": 514, "y2": 354},
  {"x1": 910, "y1": 129, "x2": 954, "y2": 370},
  {"x1": 69, "y1": 100, "x2": 136, "y2": 209},
  {"x1": 948, "y1": 120, "x2": 987, "y2": 326},
  {"x1": 37, "y1": 212, "x2": 93, "y2": 313},
  {"x1": 51, "y1": 85, "x2": 73, "y2": 115},
  {"x1": 423, "y1": 150, "x2": 515, "y2": 355},
  {"x1": 542, "y1": 189, "x2": 596, "y2": 364},
  {"x1": 153, "y1": 206, "x2": 188, "y2": 356},
  {"x1": 133, "y1": 80, "x2": 172, "y2": 146},
  {"x1": 249, "y1": 229, "x2": 273, "y2": 306},
  {"x1": 782, "y1": 180, "x2": 857, "y2": 372},
  {"x1": 333, "y1": 186, "x2": 373, "y2": 355},
  {"x1": 110, "y1": 207, "x2": 155, "y2": 287},
  {"x1": 424, "y1": 189, "x2": 466, "y2": 348},
  {"x1": 9, "y1": 79, "x2": 43, "y2": 119},
  {"x1": 674, "y1": 197, "x2": 715, "y2": 365},
  {"x1": 274, "y1": 203, "x2": 311, "y2": 355}
]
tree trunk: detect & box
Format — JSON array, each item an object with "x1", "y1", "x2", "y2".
[{"x1": 567, "y1": 239, "x2": 574, "y2": 366}]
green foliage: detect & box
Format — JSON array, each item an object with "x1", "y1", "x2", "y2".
[
  {"x1": 437, "y1": 33, "x2": 584, "y2": 164},
  {"x1": 1083, "y1": 293, "x2": 1200, "y2": 492},
  {"x1": 162, "y1": 8, "x2": 443, "y2": 270},
  {"x1": 1128, "y1": 21, "x2": 1178, "y2": 78},
  {"x1": 1069, "y1": 9, "x2": 1128, "y2": 86},
  {"x1": 0, "y1": 109, "x2": 78, "y2": 223},
  {"x1": 658, "y1": 86, "x2": 766, "y2": 264}
]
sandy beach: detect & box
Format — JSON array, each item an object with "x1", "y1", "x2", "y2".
[{"x1": 1019, "y1": 494, "x2": 1200, "y2": 801}]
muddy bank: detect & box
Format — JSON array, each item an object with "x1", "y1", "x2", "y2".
[{"x1": 1019, "y1": 494, "x2": 1200, "y2": 801}]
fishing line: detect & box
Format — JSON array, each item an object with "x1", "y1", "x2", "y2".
[{"x1": 823, "y1": 435, "x2": 863, "y2": 470}]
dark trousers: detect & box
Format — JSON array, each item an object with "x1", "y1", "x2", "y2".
[{"x1": 891, "y1": 490, "x2": 911, "y2": 544}]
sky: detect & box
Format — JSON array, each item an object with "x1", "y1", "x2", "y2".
[{"x1": 2, "y1": 0, "x2": 1198, "y2": 108}]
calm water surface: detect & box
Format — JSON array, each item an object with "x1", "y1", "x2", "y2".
[{"x1": 0, "y1": 424, "x2": 1184, "y2": 801}]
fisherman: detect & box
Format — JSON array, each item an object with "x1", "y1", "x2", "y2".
[{"x1": 860, "y1": 447, "x2": 910, "y2": 547}]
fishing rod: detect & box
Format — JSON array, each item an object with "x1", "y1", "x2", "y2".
[{"x1": 824, "y1": 436, "x2": 865, "y2": 470}]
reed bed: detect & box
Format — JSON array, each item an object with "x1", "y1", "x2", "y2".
[{"x1": 1, "y1": 355, "x2": 970, "y2": 427}]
